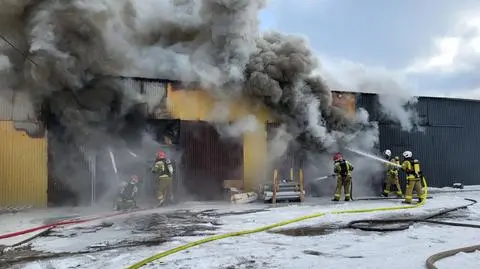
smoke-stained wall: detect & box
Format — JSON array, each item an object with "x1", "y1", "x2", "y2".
[
  {"x1": 166, "y1": 82, "x2": 274, "y2": 191},
  {"x1": 331, "y1": 91, "x2": 356, "y2": 118}
]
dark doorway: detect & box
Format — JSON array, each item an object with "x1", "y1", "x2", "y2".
[
  {"x1": 47, "y1": 131, "x2": 92, "y2": 207},
  {"x1": 140, "y1": 119, "x2": 181, "y2": 202},
  {"x1": 179, "y1": 121, "x2": 243, "y2": 200}
]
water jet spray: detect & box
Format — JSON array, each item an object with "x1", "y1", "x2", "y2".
[{"x1": 345, "y1": 147, "x2": 401, "y2": 168}]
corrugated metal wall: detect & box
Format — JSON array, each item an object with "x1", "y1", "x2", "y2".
[
  {"x1": 0, "y1": 121, "x2": 47, "y2": 207},
  {"x1": 119, "y1": 77, "x2": 168, "y2": 119},
  {"x1": 357, "y1": 94, "x2": 480, "y2": 187},
  {"x1": 179, "y1": 121, "x2": 243, "y2": 200}
]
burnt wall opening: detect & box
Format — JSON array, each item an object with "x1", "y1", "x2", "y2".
[
  {"x1": 139, "y1": 119, "x2": 181, "y2": 203},
  {"x1": 42, "y1": 95, "x2": 152, "y2": 207},
  {"x1": 179, "y1": 121, "x2": 243, "y2": 201},
  {"x1": 42, "y1": 100, "x2": 89, "y2": 207}
]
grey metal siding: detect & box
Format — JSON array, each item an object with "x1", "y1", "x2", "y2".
[
  {"x1": 427, "y1": 98, "x2": 467, "y2": 126},
  {"x1": 358, "y1": 93, "x2": 480, "y2": 187},
  {"x1": 0, "y1": 88, "x2": 13, "y2": 120}
]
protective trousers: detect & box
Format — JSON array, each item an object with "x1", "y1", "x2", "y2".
[
  {"x1": 383, "y1": 172, "x2": 403, "y2": 197},
  {"x1": 157, "y1": 176, "x2": 172, "y2": 206},
  {"x1": 404, "y1": 177, "x2": 423, "y2": 203},
  {"x1": 334, "y1": 175, "x2": 351, "y2": 201}
]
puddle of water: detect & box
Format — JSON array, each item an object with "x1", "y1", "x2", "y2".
[{"x1": 271, "y1": 226, "x2": 335, "y2": 237}]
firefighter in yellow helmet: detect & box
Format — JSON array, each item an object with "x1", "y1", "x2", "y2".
[
  {"x1": 401, "y1": 150, "x2": 425, "y2": 204},
  {"x1": 332, "y1": 152, "x2": 354, "y2": 202},
  {"x1": 152, "y1": 151, "x2": 174, "y2": 207},
  {"x1": 382, "y1": 149, "x2": 403, "y2": 198}
]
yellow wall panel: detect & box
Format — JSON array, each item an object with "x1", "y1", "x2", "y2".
[
  {"x1": 0, "y1": 121, "x2": 47, "y2": 207},
  {"x1": 165, "y1": 83, "x2": 275, "y2": 191},
  {"x1": 166, "y1": 83, "x2": 274, "y2": 122},
  {"x1": 243, "y1": 127, "x2": 268, "y2": 191}
]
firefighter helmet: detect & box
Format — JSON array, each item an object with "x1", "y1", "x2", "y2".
[
  {"x1": 384, "y1": 149, "x2": 391, "y2": 157},
  {"x1": 333, "y1": 152, "x2": 343, "y2": 161},
  {"x1": 402, "y1": 151, "x2": 413, "y2": 158},
  {"x1": 157, "y1": 151, "x2": 166, "y2": 159},
  {"x1": 130, "y1": 175, "x2": 139, "y2": 184}
]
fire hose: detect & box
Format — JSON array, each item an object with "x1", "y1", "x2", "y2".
[
  {"x1": 426, "y1": 244, "x2": 480, "y2": 269},
  {"x1": 347, "y1": 198, "x2": 479, "y2": 232},
  {"x1": 125, "y1": 177, "x2": 429, "y2": 269},
  {"x1": 0, "y1": 207, "x2": 151, "y2": 241}
]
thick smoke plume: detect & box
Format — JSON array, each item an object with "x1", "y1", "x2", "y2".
[
  {"x1": 0, "y1": 0, "x2": 383, "y2": 201},
  {"x1": 319, "y1": 60, "x2": 421, "y2": 132}
]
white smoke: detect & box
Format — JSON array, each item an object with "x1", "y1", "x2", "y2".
[
  {"x1": 319, "y1": 58, "x2": 420, "y2": 132},
  {"x1": 222, "y1": 115, "x2": 259, "y2": 136},
  {"x1": 0, "y1": 54, "x2": 10, "y2": 70},
  {"x1": 267, "y1": 124, "x2": 293, "y2": 162}
]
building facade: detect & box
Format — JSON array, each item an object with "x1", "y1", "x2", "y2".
[
  {"x1": 0, "y1": 91, "x2": 48, "y2": 208},
  {"x1": 3, "y1": 83, "x2": 479, "y2": 208},
  {"x1": 358, "y1": 93, "x2": 480, "y2": 188}
]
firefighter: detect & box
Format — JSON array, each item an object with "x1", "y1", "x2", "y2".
[
  {"x1": 114, "y1": 175, "x2": 140, "y2": 211},
  {"x1": 382, "y1": 149, "x2": 403, "y2": 198},
  {"x1": 401, "y1": 150, "x2": 425, "y2": 204},
  {"x1": 152, "y1": 151, "x2": 174, "y2": 207},
  {"x1": 332, "y1": 152, "x2": 354, "y2": 202}
]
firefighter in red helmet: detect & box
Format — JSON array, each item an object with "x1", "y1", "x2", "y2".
[
  {"x1": 152, "y1": 150, "x2": 174, "y2": 207},
  {"x1": 332, "y1": 152, "x2": 354, "y2": 201}
]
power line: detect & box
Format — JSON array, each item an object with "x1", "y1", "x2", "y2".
[{"x1": 0, "y1": 34, "x2": 38, "y2": 66}]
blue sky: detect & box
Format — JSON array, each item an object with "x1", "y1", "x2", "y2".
[{"x1": 258, "y1": 0, "x2": 480, "y2": 98}]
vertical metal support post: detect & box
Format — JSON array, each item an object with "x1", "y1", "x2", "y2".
[
  {"x1": 272, "y1": 169, "x2": 278, "y2": 204},
  {"x1": 91, "y1": 152, "x2": 97, "y2": 207},
  {"x1": 299, "y1": 168, "x2": 304, "y2": 202}
]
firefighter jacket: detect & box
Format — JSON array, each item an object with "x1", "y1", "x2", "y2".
[
  {"x1": 401, "y1": 158, "x2": 422, "y2": 180},
  {"x1": 385, "y1": 157, "x2": 400, "y2": 175},
  {"x1": 334, "y1": 159, "x2": 354, "y2": 177},
  {"x1": 119, "y1": 181, "x2": 138, "y2": 200},
  {"x1": 152, "y1": 158, "x2": 174, "y2": 178}
]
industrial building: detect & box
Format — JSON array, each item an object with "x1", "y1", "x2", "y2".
[
  {"x1": 358, "y1": 93, "x2": 480, "y2": 188},
  {"x1": 1, "y1": 78, "x2": 478, "y2": 208},
  {"x1": 0, "y1": 78, "x2": 275, "y2": 208}
]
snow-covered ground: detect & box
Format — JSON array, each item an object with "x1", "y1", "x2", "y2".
[
  {"x1": 1, "y1": 190, "x2": 479, "y2": 269},
  {"x1": 436, "y1": 250, "x2": 480, "y2": 268}
]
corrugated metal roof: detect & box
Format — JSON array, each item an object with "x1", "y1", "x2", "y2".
[
  {"x1": 143, "y1": 81, "x2": 167, "y2": 118},
  {"x1": 120, "y1": 77, "x2": 142, "y2": 93}
]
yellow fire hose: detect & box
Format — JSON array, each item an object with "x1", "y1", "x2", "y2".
[{"x1": 126, "y1": 178, "x2": 428, "y2": 269}]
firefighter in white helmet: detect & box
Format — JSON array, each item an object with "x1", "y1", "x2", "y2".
[
  {"x1": 401, "y1": 150, "x2": 425, "y2": 204},
  {"x1": 382, "y1": 149, "x2": 403, "y2": 198}
]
